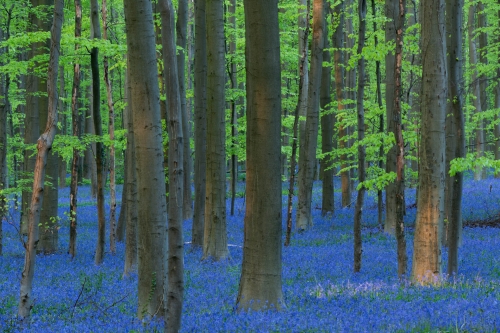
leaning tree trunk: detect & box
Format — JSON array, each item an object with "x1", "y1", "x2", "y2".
[
  {"x1": 192, "y1": 0, "x2": 207, "y2": 248},
  {"x1": 203, "y1": 0, "x2": 229, "y2": 261},
  {"x1": 18, "y1": 0, "x2": 63, "y2": 319},
  {"x1": 445, "y1": 0, "x2": 465, "y2": 276},
  {"x1": 69, "y1": 0, "x2": 82, "y2": 258},
  {"x1": 411, "y1": 0, "x2": 447, "y2": 284},
  {"x1": 237, "y1": 0, "x2": 283, "y2": 311},
  {"x1": 90, "y1": 0, "x2": 106, "y2": 266},
  {"x1": 124, "y1": 0, "x2": 168, "y2": 318},
  {"x1": 296, "y1": 0, "x2": 325, "y2": 231},
  {"x1": 159, "y1": 0, "x2": 184, "y2": 330}
]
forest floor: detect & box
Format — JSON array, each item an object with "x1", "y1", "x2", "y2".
[{"x1": 1, "y1": 176, "x2": 500, "y2": 332}]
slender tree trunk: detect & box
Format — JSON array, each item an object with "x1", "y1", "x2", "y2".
[
  {"x1": 102, "y1": 0, "x2": 117, "y2": 255},
  {"x1": 203, "y1": 0, "x2": 229, "y2": 261},
  {"x1": 228, "y1": 0, "x2": 238, "y2": 217},
  {"x1": 192, "y1": 0, "x2": 207, "y2": 248},
  {"x1": 122, "y1": 62, "x2": 138, "y2": 277},
  {"x1": 494, "y1": 10, "x2": 500, "y2": 179},
  {"x1": 84, "y1": 83, "x2": 97, "y2": 197},
  {"x1": 176, "y1": 0, "x2": 193, "y2": 221},
  {"x1": 393, "y1": 0, "x2": 407, "y2": 278},
  {"x1": 18, "y1": 0, "x2": 63, "y2": 319},
  {"x1": 124, "y1": 0, "x2": 168, "y2": 318},
  {"x1": 296, "y1": 0, "x2": 325, "y2": 231},
  {"x1": 0, "y1": 24, "x2": 8, "y2": 257},
  {"x1": 159, "y1": 0, "x2": 185, "y2": 330},
  {"x1": 297, "y1": 0, "x2": 309, "y2": 185},
  {"x1": 69, "y1": 0, "x2": 82, "y2": 258},
  {"x1": 237, "y1": 0, "x2": 283, "y2": 311},
  {"x1": 320, "y1": 6, "x2": 334, "y2": 217},
  {"x1": 91, "y1": 0, "x2": 106, "y2": 266},
  {"x1": 411, "y1": 0, "x2": 447, "y2": 284},
  {"x1": 385, "y1": 0, "x2": 399, "y2": 235},
  {"x1": 58, "y1": 68, "x2": 66, "y2": 189},
  {"x1": 353, "y1": 0, "x2": 366, "y2": 273},
  {"x1": 446, "y1": 0, "x2": 465, "y2": 276}
]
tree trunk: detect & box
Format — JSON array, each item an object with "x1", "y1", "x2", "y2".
[
  {"x1": 393, "y1": 0, "x2": 407, "y2": 278},
  {"x1": 102, "y1": 0, "x2": 117, "y2": 255},
  {"x1": 203, "y1": 0, "x2": 229, "y2": 261},
  {"x1": 124, "y1": 0, "x2": 168, "y2": 318},
  {"x1": 384, "y1": 0, "x2": 399, "y2": 235},
  {"x1": 192, "y1": 0, "x2": 207, "y2": 248},
  {"x1": 18, "y1": 0, "x2": 63, "y2": 319},
  {"x1": 445, "y1": 0, "x2": 465, "y2": 276},
  {"x1": 228, "y1": 0, "x2": 238, "y2": 217},
  {"x1": 297, "y1": 0, "x2": 309, "y2": 186},
  {"x1": 296, "y1": 0, "x2": 324, "y2": 231},
  {"x1": 84, "y1": 83, "x2": 97, "y2": 196},
  {"x1": 237, "y1": 0, "x2": 283, "y2": 311},
  {"x1": 494, "y1": 10, "x2": 500, "y2": 179},
  {"x1": 411, "y1": 0, "x2": 447, "y2": 284},
  {"x1": 0, "y1": 24, "x2": 8, "y2": 257},
  {"x1": 353, "y1": 0, "x2": 366, "y2": 273},
  {"x1": 320, "y1": 4, "x2": 333, "y2": 217},
  {"x1": 69, "y1": 0, "x2": 82, "y2": 259},
  {"x1": 159, "y1": 0, "x2": 185, "y2": 330},
  {"x1": 176, "y1": 0, "x2": 193, "y2": 221},
  {"x1": 91, "y1": 0, "x2": 106, "y2": 266}
]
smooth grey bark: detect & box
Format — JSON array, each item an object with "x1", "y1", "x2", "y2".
[
  {"x1": 176, "y1": 0, "x2": 193, "y2": 221},
  {"x1": 411, "y1": 0, "x2": 447, "y2": 284},
  {"x1": 353, "y1": 0, "x2": 366, "y2": 273},
  {"x1": 445, "y1": 0, "x2": 465, "y2": 276},
  {"x1": 58, "y1": 67, "x2": 66, "y2": 189},
  {"x1": 384, "y1": 0, "x2": 398, "y2": 235},
  {"x1": 91, "y1": 0, "x2": 106, "y2": 266},
  {"x1": 296, "y1": 0, "x2": 325, "y2": 230},
  {"x1": 69, "y1": 0, "x2": 82, "y2": 258},
  {"x1": 237, "y1": 0, "x2": 283, "y2": 311},
  {"x1": 122, "y1": 62, "x2": 138, "y2": 277},
  {"x1": 18, "y1": 0, "x2": 63, "y2": 319},
  {"x1": 83, "y1": 83, "x2": 97, "y2": 197},
  {"x1": 203, "y1": 0, "x2": 228, "y2": 261},
  {"x1": 320, "y1": 10, "x2": 334, "y2": 217},
  {"x1": 297, "y1": 0, "x2": 309, "y2": 184},
  {"x1": 192, "y1": 0, "x2": 207, "y2": 248},
  {"x1": 159, "y1": 0, "x2": 184, "y2": 330},
  {"x1": 124, "y1": 0, "x2": 168, "y2": 318}
]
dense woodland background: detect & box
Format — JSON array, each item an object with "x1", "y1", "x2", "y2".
[{"x1": 1, "y1": 0, "x2": 500, "y2": 331}]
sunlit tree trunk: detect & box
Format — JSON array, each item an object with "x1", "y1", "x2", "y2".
[
  {"x1": 411, "y1": 0, "x2": 447, "y2": 284},
  {"x1": 297, "y1": 0, "x2": 309, "y2": 184},
  {"x1": 192, "y1": 0, "x2": 207, "y2": 248},
  {"x1": 203, "y1": 0, "x2": 229, "y2": 261},
  {"x1": 18, "y1": 0, "x2": 63, "y2": 319},
  {"x1": 237, "y1": 0, "x2": 283, "y2": 311},
  {"x1": 296, "y1": 0, "x2": 324, "y2": 231},
  {"x1": 124, "y1": 0, "x2": 168, "y2": 318},
  {"x1": 159, "y1": 0, "x2": 184, "y2": 330},
  {"x1": 445, "y1": 0, "x2": 465, "y2": 276},
  {"x1": 69, "y1": 0, "x2": 82, "y2": 258}
]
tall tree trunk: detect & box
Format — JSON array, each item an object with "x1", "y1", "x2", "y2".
[
  {"x1": 84, "y1": 83, "x2": 97, "y2": 197},
  {"x1": 445, "y1": 0, "x2": 465, "y2": 276},
  {"x1": 237, "y1": 0, "x2": 283, "y2": 311},
  {"x1": 18, "y1": 0, "x2": 63, "y2": 319},
  {"x1": 203, "y1": 0, "x2": 229, "y2": 261},
  {"x1": 228, "y1": 0, "x2": 238, "y2": 217},
  {"x1": 411, "y1": 0, "x2": 447, "y2": 284},
  {"x1": 69, "y1": 0, "x2": 82, "y2": 258},
  {"x1": 58, "y1": 67, "x2": 66, "y2": 188},
  {"x1": 494, "y1": 10, "x2": 500, "y2": 179},
  {"x1": 384, "y1": 0, "x2": 399, "y2": 235},
  {"x1": 0, "y1": 23, "x2": 9, "y2": 257},
  {"x1": 192, "y1": 0, "x2": 207, "y2": 248},
  {"x1": 297, "y1": 0, "x2": 309, "y2": 185},
  {"x1": 122, "y1": 62, "x2": 138, "y2": 277},
  {"x1": 176, "y1": 0, "x2": 193, "y2": 221},
  {"x1": 393, "y1": 0, "x2": 407, "y2": 278},
  {"x1": 296, "y1": 0, "x2": 325, "y2": 231},
  {"x1": 159, "y1": 0, "x2": 185, "y2": 330},
  {"x1": 91, "y1": 0, "x2": 106, "y2": 266},
  {"x1": 353, "y1": 0, "x2": 366, "y2": 273},
  {"x1": 124, "y1": 0, "x2": 168, "y2": 318},
  {"x1": 102, "y1": 0, "x2": 117, "y2": 255}
]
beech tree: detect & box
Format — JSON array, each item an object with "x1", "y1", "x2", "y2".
[
  {"x1": 124, "y1": 0, "x2": 168, "y2": 318},
  {"x1": 411, "y1": 0, "x2": 447, "y2": 283},
  {"x1": 18, "y1": 0, "x2": 63, "y2": 319},
  {"x1": 237, "y1": 0, "x2": 283, "y2": 311}
]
